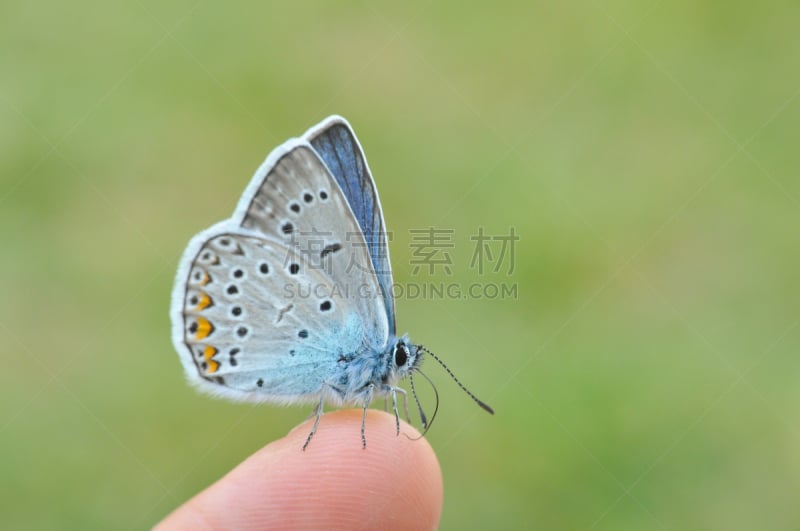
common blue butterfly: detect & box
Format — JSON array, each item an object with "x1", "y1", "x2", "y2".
[{"x1": 170, "y1": 116, "x2": 493, "y2": 449}]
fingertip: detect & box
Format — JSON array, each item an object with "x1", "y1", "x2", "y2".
[
  {"x1": 280, "y1": 409, "x2": 442, "y2": 529},
  {"x1": 157, "y1": 410, "x2": 442, "y2": 530}
]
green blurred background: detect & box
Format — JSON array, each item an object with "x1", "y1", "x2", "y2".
[{"x1": 3, "y1": 1, "x2": 799, "y2": 529}]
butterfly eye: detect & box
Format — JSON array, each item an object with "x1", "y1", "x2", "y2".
[{"x1": 394, "y1": 343, "x2": 408, "y2": 367}]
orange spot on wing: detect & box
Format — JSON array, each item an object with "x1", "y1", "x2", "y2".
[
  {"x1": 197, "y1": 293, "x2": 213, "y2": 310},
  {"x1": 195, "y1": 317, "x2": 214, "y2": 339},
  {"x1": 199, "y1": 345, "x2": 219, "y2": 374},
  {"x1": 203, "y1": 346, "x2": 217, "y2": 360},
  {"x1": 201, "y1": 273, "x2": 211, "y2": 286}
]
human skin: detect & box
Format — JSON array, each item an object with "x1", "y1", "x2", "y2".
[{"x1": 156, "y1": 409, "x2": 443, "y2": 530}]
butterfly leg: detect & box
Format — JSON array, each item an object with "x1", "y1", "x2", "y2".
[
  {"x1": 361, "y1": 383, "x2": 375, "y2": 449},
  {"x1": 385, "y1": 387, "x2": 401, "y2": 436},
  {"x1": 392, "y1": 387, "x2": 411, "y2": 425},
  {"x1": 302, "y1": 396, "x2": 325, "y2": 451}
]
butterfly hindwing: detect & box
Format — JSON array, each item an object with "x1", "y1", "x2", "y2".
[
  {"x1": 175, "y1": 230, "x2": 369, "y2": 403},
  {"x1": 304, "y1": 117, "x2": 396, "y2": 335}
]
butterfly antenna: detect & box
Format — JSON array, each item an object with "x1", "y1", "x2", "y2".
[
  {"x1": 419, "y1": 345, "x2": 494, "y2": 414},
  {"x1": 406, "y1": 368, "x2": 439, "y2": 441}
]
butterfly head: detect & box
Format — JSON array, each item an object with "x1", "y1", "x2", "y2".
[{"x1": 390, "y1": 337, "x2": 422, "y2": 380}]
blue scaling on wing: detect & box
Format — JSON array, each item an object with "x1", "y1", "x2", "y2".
[{"x1": 306, "y1": 117, "x2": 396, "y2": 335}]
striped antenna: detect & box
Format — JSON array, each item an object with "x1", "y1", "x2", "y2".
[{"x1": 418, "y1": 345, "x2": 494, "y2": 414}]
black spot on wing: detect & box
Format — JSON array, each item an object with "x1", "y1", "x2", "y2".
[{"x1": 321, "y1": 243, "x2": 342, "y2": 258}]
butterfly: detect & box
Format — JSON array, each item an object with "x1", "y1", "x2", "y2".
[{"x1": 170, "y1": 115, "x2": 493, "y2": 449}]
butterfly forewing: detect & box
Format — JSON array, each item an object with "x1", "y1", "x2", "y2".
[{"x1": 235, "y1": 144, "x2": 389, "y2": 349}]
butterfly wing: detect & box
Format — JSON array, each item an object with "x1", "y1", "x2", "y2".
[
  {"x1": 304, "y1": 116, "x2": 396, "y2": 335},
  {"x1": 171, "y1": 141, "x2": 390, "y2": 403},
  {"x1": 233, "y1": 142, "x2": 389, "y2": 347},
  {"x1": 172, "y1": 229, "x2": 371, "y2": 404}
]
